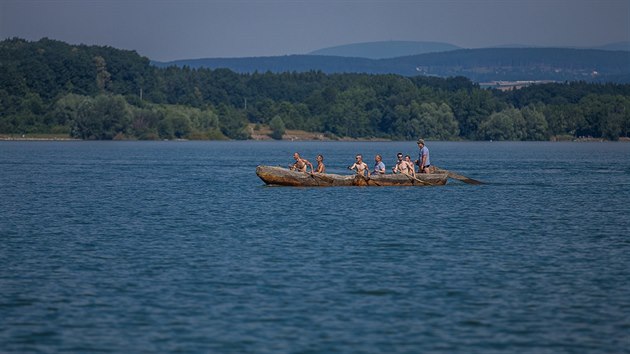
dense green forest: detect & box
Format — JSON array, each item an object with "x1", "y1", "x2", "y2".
[{"x1": 2, "y1": 38, "x2": 630, "y2": 140}]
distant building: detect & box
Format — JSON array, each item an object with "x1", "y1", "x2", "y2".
[{"x1": 479, "y1": 80, "x2": 556, "y2": 91}]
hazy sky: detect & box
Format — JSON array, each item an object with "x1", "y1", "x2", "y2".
[{"x1": 1, "y1": 0, "x2": 628, "y2": 61}]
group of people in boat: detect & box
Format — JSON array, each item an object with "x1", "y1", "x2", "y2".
[{"x1": 290, "y1": 139, "x2": 431, "y2": 177}]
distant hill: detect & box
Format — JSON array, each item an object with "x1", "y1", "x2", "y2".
[
  {"x1": 488, "y1": 41, "x2": 630, "y2": 51},
  {"x1": 154, "y1": 48, "x2": 630, "y2": 83},
  {"x1": 154, "y1": 55, "x2": 377, "y2": 75},
  {"x1": 307, "y1": 40, "x2": 460, "y2": 59},
  {"x1": 593, "y1": 41, "x2": 630, "y2": 51}
]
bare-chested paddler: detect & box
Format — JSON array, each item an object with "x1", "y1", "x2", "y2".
[
  {"x1": 392, "y1": 152, "x2": 415, "y2": 177},
  {"x1": 314, "y1": 154, "x2": 326, "y2": 173},
  {"x1": 289, "y1": 152, "x2": 313, "y2": 173},
  {"x1": 348, "y1": 154, "x2": 370, "y2": 177}
]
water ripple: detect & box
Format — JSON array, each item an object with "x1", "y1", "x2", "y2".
[{"x1": 1, "y1": 141, "x2": 629, "y2": 353}]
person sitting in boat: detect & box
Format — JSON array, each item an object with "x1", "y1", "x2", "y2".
[
  {"x1": 392, "y1": 152, "x2": 415, "y2": 177},
  {"x1": 290, "y1": 152, "x2": 313, "y2": 173},
  {"x1": 348, "y1": 154, "x2": 370, "y2": 177},
  {"x1": 314, "y1": 154, "x2": 325, "y2": 173},
  {"x1": 372, "y1": 154, "x2": 386, "y2": 174},
  {"x1": 405, "y1": 155, "x2": 414, "y2": 169},
  {"x1": 415, "y1": 139, "x2": 431, "y2": 174}
]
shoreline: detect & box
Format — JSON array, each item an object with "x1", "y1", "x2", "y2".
[
  {"x1": 1, "y1": 134, "x2": 628, "y2": 143},
  {"x1": 0, "y1": 134, "x2": 80, "y2": 141}
]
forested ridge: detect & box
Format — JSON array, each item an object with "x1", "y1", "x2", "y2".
[
  {"x1": 156, "y1": 47, "x2": 630, "y2": 83},
  {"x1": 2, "y1": 38, "x2": 630, "y2": 140}
]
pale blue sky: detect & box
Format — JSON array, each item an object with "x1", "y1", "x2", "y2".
[{"x1": 1, "y1": 0, "x2": 628, "y2": 61}]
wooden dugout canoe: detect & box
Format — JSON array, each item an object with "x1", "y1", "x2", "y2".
[{"x1": 256, "y1": 165, "x2": 448, "y2": 187}]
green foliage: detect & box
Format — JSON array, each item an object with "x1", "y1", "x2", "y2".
[
  {"x1": 71, "y1": 94, "x2": 131, "y2": 139},
  {"x1": 326, "y1": 86, "x2": 378, "y2": 138},
  {"x1": 94, "y1": 56, "x2": 112, "y2": 93},
  {"x1": 130, "y1": 107, "x2": 161, "y2": 140},
  {"x1": 478, "y1": 108, "x2": 526, "y2": 141},
  {"x1": 578, "y1": 94, "x2": 630, "y2": 140},
  {"x1": 2, "y1": 38, "x2": 630, "y2": 141},
  {"x1": 521, "y1": 105, "x2": 550, "y2": 141},
  {"x1": 269, "y1": 115, "x2": 286, "y2": 140},
  {"x1": 411, "y1": 102, "x2": 459, "y2": 140},
  {"x1": 217, "y1": 104, "x2": 250, "y2": 140}
]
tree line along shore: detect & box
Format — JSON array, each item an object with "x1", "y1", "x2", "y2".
[{"x1": 1, "y1": 38, "x2": 630, "y2": 141}]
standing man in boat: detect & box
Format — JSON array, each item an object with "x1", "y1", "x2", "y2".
[
  {"x1": 348, "y1": 154, "x2": 370, "y2": 177},
  {"x1": 290, "y1": 152, "x2": 314, "y2": 173},
  {"x1": 314, "y1": 154, "x2": 325, "y2": 173},
  {"x1": 392, "y1": 152, "x2": 415, "y2": 177},
  {"x1": 372, "y1": 154, "x2": 386, "y2": 175},
  {"x1": 416, "y1": 139, "x2": 431, "y2": 174}
]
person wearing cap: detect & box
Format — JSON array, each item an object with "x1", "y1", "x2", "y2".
[{"x1": 416, "y1": 139, "x2": 431, "y2": 174}]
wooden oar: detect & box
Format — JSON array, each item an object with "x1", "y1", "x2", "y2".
[
  {"x1": 355, "y1": 173, "x2": 375, "y2": 186},
  {"x1": 433, "y1": 166, "x2": 484, "y2": 185},
  {"x1": 402, "y1": 172, "x2": 431, "y2": 186}
]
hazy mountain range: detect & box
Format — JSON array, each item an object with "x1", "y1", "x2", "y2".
[
  {"x1": 307, "y1": 40, "x2": 461, "y2": 59},
  {"x1": 307, "y1": 40, "x2": 630, "y2": 58},
  {"x1": 153, "y1": 41, "x2": 630, "y2": 83}
]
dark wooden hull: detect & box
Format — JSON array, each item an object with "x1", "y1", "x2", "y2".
[{"x1": 256, "y1": 166, "x2": 448, "y2": 187}]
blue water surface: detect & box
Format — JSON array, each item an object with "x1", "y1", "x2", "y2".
[{"x1": 1, "y1": 141, "x2": 629, "y2": 353}]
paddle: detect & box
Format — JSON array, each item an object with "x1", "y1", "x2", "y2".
[
  {"x1": 433, "y1": 166, "x2": 484, "y2": 185},
  {"x1": 355, "y1": 173, "x2": 378, "y2": 186},
  {"x1": 402, "y1": 172, "x2": 431, "y2": 186}
]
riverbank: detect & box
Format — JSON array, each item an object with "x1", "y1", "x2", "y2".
[
  {"x1": 0, "y1": 134, "x2": 80, "y2": 141},
  {"x1": 2, "y1": 132, "x2": 628, "y2": 142}
]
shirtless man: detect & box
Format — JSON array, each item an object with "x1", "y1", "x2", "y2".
[
  {"x1": 348, "y1": 154, "x2": 370, "y2": 177},
  {"x1": 314, "y1": 154, "x2": 325, "y2": 173},
  {"x1": 392, "y1": 152, "x2": 415, "y2": 177},
  {"x1": 289, "y1": 152, "x2": 313, "y2": 173},
  {"x1": 405, "y1": 155, "x2": 413, "y2": 169}
]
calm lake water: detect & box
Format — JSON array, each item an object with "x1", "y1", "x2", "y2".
[{"x1": 1, "y1": 141, "x2": 629, "y2": 353}]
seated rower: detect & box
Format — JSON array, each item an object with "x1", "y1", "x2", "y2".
[
  {"x1": 348, "y1": 154, "x2": 370, "y2": 177},
  {"x1": 392, "y1": 152, "x2": 415, "y2": 177},
  {"x1": 314, "y1": 154, "x2": 325, "y2": 173},
  {"x1": 372, "y1": 154, "x2": 386, "y2": 175},
  {"x1": 290, "y1": 152, "x2": 314, "y2": 173}
]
